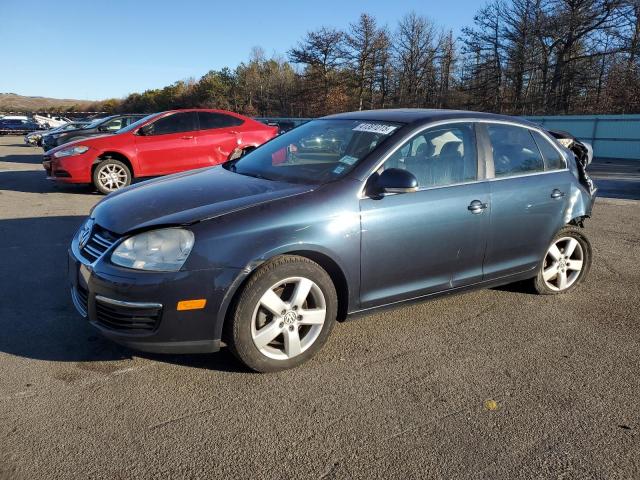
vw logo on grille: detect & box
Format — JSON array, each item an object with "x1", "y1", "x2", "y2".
[{"x1": 78, "y1": 218, "x2": 94, "y2": 249}]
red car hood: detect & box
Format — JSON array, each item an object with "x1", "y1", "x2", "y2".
[{"x1": 45, "y1": 134, "x2": 113, "y2": 155}]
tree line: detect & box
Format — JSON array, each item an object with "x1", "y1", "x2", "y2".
[{"x1": 83, "y1": 0, "x2": 640, "y2": 117}]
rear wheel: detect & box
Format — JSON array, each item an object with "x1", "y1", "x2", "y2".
[
  {"x1": 533, "y1": 226, "x2": 592, "y2": 294},
  {"x1": 227, "y1": 255, "x2": 337, "y2": 372},
  {"x1": 93, "y1": 158, "x2": 132, "y2": 194}
]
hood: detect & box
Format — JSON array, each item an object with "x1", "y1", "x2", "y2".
[
  {"x1": 46, "y1": 134, "x2": 112, "y2": 154},
  {"x1": 92, "y1": 166, "x2": 313, "y2": 235}
]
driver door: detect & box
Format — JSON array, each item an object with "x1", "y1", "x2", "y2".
[
  {"x1": 359, "y1": 122, "x2": 490, "y2": 308},
  {"x1": 134, "y1": 112, "x2": 198, "y2": 176}
]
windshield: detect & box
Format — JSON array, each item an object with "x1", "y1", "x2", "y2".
[
  {"x1": 225, "y1": 119, "x2": 403, "y2": 184},
  {"x1": 83, "y1": 117, "x2": 111, "y2": 129},
  {"x1": 115, "y1": 113, "x2": 158, "y2": 134}
]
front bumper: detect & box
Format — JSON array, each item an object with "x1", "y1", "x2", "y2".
[
  {"x1": 43, "y1": 152, "x2": 93, "y2": 183},
  {"x1": 68, "y1": 232, "x2": 241, "y2": 354}
]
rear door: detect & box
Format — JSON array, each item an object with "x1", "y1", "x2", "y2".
[
  {"x1": 134, "y1": 112, "x2": 198, "y2": 176},
  {"x1": 481, "y1": 123, "x2": 571, "y2": 279},
  {"x1": 359, "y1": 122, "x2": 490, "y2": 308},
  {"x1": 194, "y1": 112, "x2": 243, "y2": 166}
]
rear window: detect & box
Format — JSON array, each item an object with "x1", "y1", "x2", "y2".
[
  {"x1": 198, "y1": 112, "x2": 244, "y2": 130},
  {"x1": 487, "y1": 124, "x2": 545, "y2": 177},
  {"x1": 531, "y1": 131, "x2": 566, "y2": 170},
  {"x1": 149, "y1": 112, "x2": 198, "y2": 135}
]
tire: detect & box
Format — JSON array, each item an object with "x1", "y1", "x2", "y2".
[
  {"x1": 227, "y1": 255, "x2": 338, "y2": 373},
  {"x1": 92, "y1": 158, "x2": 132, "y2": 195},
  {"x1": 533, "y1": 225, "x2": 592, "y2": 295}
]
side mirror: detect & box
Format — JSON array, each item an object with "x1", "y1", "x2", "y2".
[{"x1": 375, "y1": 168, "x2": 419, "y2": 194}]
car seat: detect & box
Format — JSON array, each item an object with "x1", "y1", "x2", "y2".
[
  {"x1": 432, "y1": 141, "x2": 463, "y2": 185},
  {"x1": 404, "y1": 142, "x2": 435, "y2": 187}
]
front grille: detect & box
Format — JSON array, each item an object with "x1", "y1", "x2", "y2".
[
  {"x1": 79, "y1": 225, "x2": 121, "y2": 263},
  {"x1": 95, "y1": 297, "x2": 162, "y2": 333}
]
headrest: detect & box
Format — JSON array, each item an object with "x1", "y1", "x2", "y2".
[{"x1": 440, "y1": 141, "x2": 462, "y2": 157}]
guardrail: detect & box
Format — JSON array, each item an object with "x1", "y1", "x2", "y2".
[{"x1": 524, "y1": 115, "x2": 640, "y2": 160}]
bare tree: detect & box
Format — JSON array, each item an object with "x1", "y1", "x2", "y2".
[
  {"x1": 394, "y1": 12, "x2": 440, "y2": 107},
  {"x1": 461, "y1": 1, "x2": 506, "y2": 112},
  {"x1": 289, "y1": 27, "x2": 347, "y2": 114},
  {"x1": 347, "y1": 14, "x2": 380, "y2": 110}
]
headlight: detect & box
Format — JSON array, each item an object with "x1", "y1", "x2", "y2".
[
  {"x1": 53, "y1": 145, "x2": 89, "y2": 158},
  {"x1": 111, "y1": 228, "x2": 194, "y2": 271}
]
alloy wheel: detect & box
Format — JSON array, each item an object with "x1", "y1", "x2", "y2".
[
  {"x1": 251, "y1": 276, "x2": 327, "y2": 360},
  {"x1": 97, "y1": 164, "x2": 128, "y2": 191},
  {"x1": 542, "y1": 236, "x2": 584, "y2": 291}
]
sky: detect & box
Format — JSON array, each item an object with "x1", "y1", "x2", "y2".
[{"x1": 0, "y1": 0, "x2": 480, "y2": 101}]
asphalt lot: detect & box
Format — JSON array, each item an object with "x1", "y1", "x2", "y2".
[{"x1": 0, "y1": 135, "x2": 639, "y2": 479}]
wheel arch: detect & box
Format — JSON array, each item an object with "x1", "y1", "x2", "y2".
[
  {"x1": 217, "y1": 248, "x2": 351, "y2": 343},
  {"x1": 92, "y1": 151, "x2": 134, "y2": 178}
]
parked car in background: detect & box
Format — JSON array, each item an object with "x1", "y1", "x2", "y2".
[
  {"x1": 43, "y1": 109, "x2": 278, "y2": 194},
  {"x1": 0, "y1": 115, "x2": 29, "y2": 121},
  {"x1": 41, "y1": 114, "x2": 145, "y2": 151},
  {"x1": 66, "y1": 109, "x2": 596, "y2": 372},
  {"x1": 25, "y1": 121, "x2": 89, "y2": 146},
  {"x1": 0, "y1": 118, "x2": 43, "y2": 135},
  {"x1": 33, "y1": 114, "x2": 71, "y2": 129}
]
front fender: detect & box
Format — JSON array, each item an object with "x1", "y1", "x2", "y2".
[{"x1": 212, "y1": 241, "x2": 354, "y2": 341}]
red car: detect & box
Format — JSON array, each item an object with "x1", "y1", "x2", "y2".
[{"x1": 42, "y1": 109, "x2": 278, "y2": 194}]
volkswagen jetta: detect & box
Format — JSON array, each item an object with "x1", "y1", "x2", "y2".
[{"x1": 68, "y1": 109, "x2": 596, "y2": 372}]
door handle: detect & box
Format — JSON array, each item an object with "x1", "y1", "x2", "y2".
[
  {"x1": 467, "y1": 200, "x2": 488, "y2": 214},
  {"x1": 180, "y1": 135, "x2": 194, "y2": 140},
  {"x1": 551, "y1": 189, "x2": 565, "y2": 199}
]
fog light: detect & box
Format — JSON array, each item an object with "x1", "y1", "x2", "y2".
[{"x1": 177, "y1": 299, "x2": 207, "y2": 311}]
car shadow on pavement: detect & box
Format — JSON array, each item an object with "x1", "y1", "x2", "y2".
[
  {"x1": 0, "y1": 170, "x2": 96, "y2": 195},
  {"x1": 491, "y1": 279, "x2": 538, "y2": 295},
  {"x1": 0, "y1": 153, "x2": 45, "y2": 165},
  {"x1": 0, "y1": 215, "x2": 248, "y2": 373}
]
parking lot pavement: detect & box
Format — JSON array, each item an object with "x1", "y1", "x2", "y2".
[{"x1": 0, "y1": 135, "x2": 639, "y2": 479}]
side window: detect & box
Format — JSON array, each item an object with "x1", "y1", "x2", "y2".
[
  {"x1": 149, "y1": 112, "x2": 197, "y2": 135},
  {"x1": 198, "y1": 112, "x2": 244, "y2": 130},
  {"x1": 487, "y1": 124, "x2": 544, "y2": 177},
  {"x1": 103, "y1": 118, "x2": 123, "y2": 131},
  {"x1": 383, "y1": 123, "x2": 477, "y2": 188},
  {"x1": 531, "y1": 130, "x2": 566, "y2": 170}
]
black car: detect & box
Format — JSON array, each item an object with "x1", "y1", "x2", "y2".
[
  {"x1": 0, "y1": 119, "x2": 42, "y2": 135},
  {"x1": 68, "y1": 109, "x2": 596, "y2": 372},
  {"x1": 42, "y1": 114, "x2": 145, "y2": 150}
]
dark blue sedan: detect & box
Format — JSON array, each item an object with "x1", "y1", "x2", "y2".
[{"x1": 68, "y1": 109, "x2": 596, "y2": 372}]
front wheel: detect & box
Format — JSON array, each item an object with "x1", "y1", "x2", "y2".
[
  {"x1": 93, "y1": 158, "x2": 132, "y2": 194},
  {"x1": 533, "y1": 225, "x2": 592, "y2": 294},
  {"x1": 227, "y1": 255, "x2": 337, "y2": 372}
]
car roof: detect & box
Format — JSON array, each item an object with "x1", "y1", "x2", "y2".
[
  {"x1": 161, "y1": 108, "x2": 245, "y2": 116},
  {"x1": 322, "y1": 108, "x2": 538, "y2": 128}
]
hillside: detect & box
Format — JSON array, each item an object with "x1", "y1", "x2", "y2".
[{"x1": 0, "y1": 93, "x2": 94, "y2": 112}]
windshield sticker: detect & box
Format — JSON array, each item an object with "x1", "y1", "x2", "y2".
[
  {"x1": 339, "y1": 155, "x2": 358, "y2": 165},
  {"x1": 332, "y1": 165, "x2": 346, "y2": 174},
  {"x1": 353, "y1": 123, "x2": 398, "y2": 135}
]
